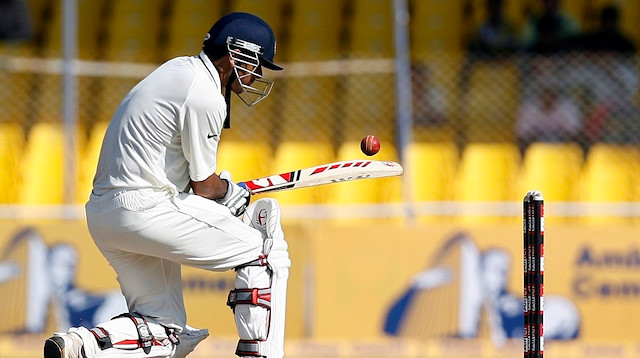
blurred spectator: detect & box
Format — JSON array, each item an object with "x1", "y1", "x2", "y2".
[
  {"x1": 562, "y1": 4, "x2": 640, "y2": 147},
  {"x1": 467, "y1": 0, "x2": 520, "y2": 57},
  {"x1": 583, "y1": 91, "x2": 640, "y2": 146},
  {"x1": 0, "y1": 0, "x2": 32, "y2": 42},
  {"x1": 516, "y1": 80, "x2": 581, "y2": 151},
  {"x1": 571, "y1": 5, "x2": 635, "y2": 55},
  {"x1": 522, "y1": 0, "x2": 580, "y2": 54},
  {"x1": 579, "y1": 60, "x2": 640, "y2": 146}
]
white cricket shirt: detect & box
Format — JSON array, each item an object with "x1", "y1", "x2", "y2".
[{"x1": 92, "y1": 52, "x2": 226, "y2": 195}]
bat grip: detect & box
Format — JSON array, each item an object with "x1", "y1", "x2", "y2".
[{"x1": 237, "y1": 182, "x2": 255, "y2": 194}]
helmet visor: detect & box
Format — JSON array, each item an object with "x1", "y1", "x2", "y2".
[{"x1": 227, "y1": 37, "x2": 275, "y2": 106}]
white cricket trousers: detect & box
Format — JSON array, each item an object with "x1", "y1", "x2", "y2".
[{"x1": 85, "y1": 188, "x2": 264, "y2": 332}]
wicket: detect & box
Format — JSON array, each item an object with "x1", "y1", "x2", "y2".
[{"x1": 524, "y1": 190, "x2": 544, "y2": 358}]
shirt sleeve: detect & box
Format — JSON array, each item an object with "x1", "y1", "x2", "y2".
[{"x1": 180, "y1": 80, "x2": 227, "y2": 182}]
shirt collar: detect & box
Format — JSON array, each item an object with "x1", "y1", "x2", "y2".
[{"x1": 198, "y1": 51, "x2": 221, "y2": 90}]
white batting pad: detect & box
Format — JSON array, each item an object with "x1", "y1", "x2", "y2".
[
  {"x1": 67, "y1": 315, "x2": 208, "y2": 358},
  {"x1": 233, "y1": 198, "x2": 290, "y2": 357},
  {"x1": 68, "y1": 318, "x2": 174, "y2": 358}
]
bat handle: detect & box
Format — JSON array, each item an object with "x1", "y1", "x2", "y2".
[{"x1": 237, "y1": 182, "x2": 255, "y2": 195}]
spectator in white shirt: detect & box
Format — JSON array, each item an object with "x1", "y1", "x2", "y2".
[{"x1": 516, "y1": 81, "x2": 581, "y2": 151}]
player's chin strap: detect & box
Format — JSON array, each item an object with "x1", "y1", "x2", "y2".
[{"x1": 223, "y1": 71, "x2": 236, "y2": 129}]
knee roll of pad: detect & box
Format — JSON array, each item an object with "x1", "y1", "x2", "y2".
[{"x1": 229, "y1": 198, "x2": 290, "y2": 358}]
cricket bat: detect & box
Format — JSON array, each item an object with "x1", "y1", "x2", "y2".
[{"x1": 238, "y1": 159, "x2": 403, "y2": 194}]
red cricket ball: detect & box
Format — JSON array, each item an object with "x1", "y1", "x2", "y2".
[{"x1": 360, "y1": 135, "x2": 381, "y2": 156}]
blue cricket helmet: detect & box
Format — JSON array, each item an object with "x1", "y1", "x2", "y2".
[{"x1": 203, "y1": 12, "x2": 282, "y2": 71}]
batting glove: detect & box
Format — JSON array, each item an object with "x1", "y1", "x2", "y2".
[{"x1": 216, "y1": 171, "x2": 251, "y2": 216}]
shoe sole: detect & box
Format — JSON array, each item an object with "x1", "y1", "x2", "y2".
[{"x1": 43, "y1": 336, "x2": 64, "y2": 358}]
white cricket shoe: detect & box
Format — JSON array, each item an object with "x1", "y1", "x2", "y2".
[{"x1": 43, "y1": 332, "x2": 85, "y2": 358}]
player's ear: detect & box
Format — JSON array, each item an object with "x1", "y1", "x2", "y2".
[{"x1": 213, "y1": 54, "x2": 234, "y2": 76}]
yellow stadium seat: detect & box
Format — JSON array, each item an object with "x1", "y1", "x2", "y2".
[
  {"x1": 279, "y1": 77, "x2": 338, "y2": 142},
  {"x1": 266, "y1": 141, "x2": 334, "y2": 205},
  {"x1": 62, "y1": 0, "x2": 108, "y2": 126},
  {"x1": 224, "y1": 94, "x2": 277, "y2": 144},
  {"x1": 408, "y1": 142, "x2": 459, "y2": 202},
  {"x1": 517, "y1": 142, "x2": 584, "y2": 202},
  {"x1": 580, "y1": 144, "x2": 640, "y2": 201},
  {"x1": 277, "y1": 2, "x2": 343, "y2": 139},
  {"x1": 455, "y1": 143, "x2": 520, "y2": 201},
  {"x1": 341, "y1": 73, "x2": 396, "y2": 144},
  {"x1": 76, "y1": 121, "x2": 109, "y2": 203},
  {"x1": 104, "y1": 0, "x2": 164, "y2": 62},
  {"x1": 410, "y1": 0, "x2": 465, "y2": 58},
  {"x1": 285, "y1": 0, "x2": 345, "y2": 61},
  {"x1": 77, "y1": 76, "x2": 103, "y2": 129},
  {"x1": 0, "y1": 123, "x2": 25, "y2": 203},
  {"x1": 217, "y1": 141, "x2": 273, "y2": 184},
  {"x1": 229, "y1": 0, "x2": 285, "y2": 30},
  {"x1": 31, "y1": 74, "x2": 62, "y2": 123},
  {"x1": 412, "y1": 56, "x2": 463, "y2": 143},
  {"x1": 0, "y1": 72, "x2": 32, "y2": 125},
  {"x1": 462, "y1": 61, "x2": 520, "y2": 143},
  {"x1": 93, "y1": 2, "x2": 161, "y2": 123},
  {"x1": 164, "y1": 0, "x2": 225, "y2": 58},
  {"x1": 454, "y1": 142, "x2": 520, "y2": 223},
  {"x1": 36, "y1": 0, "x2": 62, "y2": 58},
  {"x1": 614, "y1": 0, "x2": 640, "y2": 48},
  {"x1": 36, "y1": 0, "x2": 105, "y2": 58},
  {"x1": 327, "y1": 141, "x2": 401, "y2": 205},
  {"x1": 78, "y1": 0, "x2": 107, "y2": 60},
  {"x1": 578, "y1": 144, "x2": 640, "y2": 224},
  {"x1": 349, "y1": 0, "x2": 393, "y2": 58},
  {"x1": 18, "y1": 123, "x2": 83, "y2": 204}
]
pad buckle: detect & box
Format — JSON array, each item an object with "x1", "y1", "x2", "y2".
[
  {"x1": 89, "y1": 327, "x2": 113, "y2": 350},
  {"x1": 115, "y1": 312, "x2": 155, "y2": 353},
  {"x1": 165, "y1": 327, "x2": 180, "y2": 345},
  {"x1": 135, "y1": 320, "x2": 154, "y2": 348},
  {"x1": 227, "y1": 288, "x2": 272, "y2": 311}
]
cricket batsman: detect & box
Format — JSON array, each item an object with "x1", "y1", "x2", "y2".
[{"x1": 43, "y1": 12, "x2": 290, "y2": 358}]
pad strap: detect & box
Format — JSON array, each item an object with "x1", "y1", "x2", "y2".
[
  {"x1": 89, "y1": 327, "x2": 113, "y2": 350},
  {"x1": 109, "y1": 312, "x2": 180, "y2": 353},
  {"x1": 236, "y1": 339, "x2": 265, "y2": 357},
  {"x1": 114, "y1": 313, "x2": 154, "y2": 353},
  {"x1": 166, "y1": 327, "x2": 180, "y2": 346},
  {"x1": 235, "y1": 255, "x2": 269, "y2": 270},
  {"x1": 227, "y1": 288, "x2": 272, "y2": 311}
]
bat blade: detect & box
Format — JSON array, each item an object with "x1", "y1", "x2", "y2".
[{"x1": 238, "y1": 160, "x2": 404, "y2": 194}]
